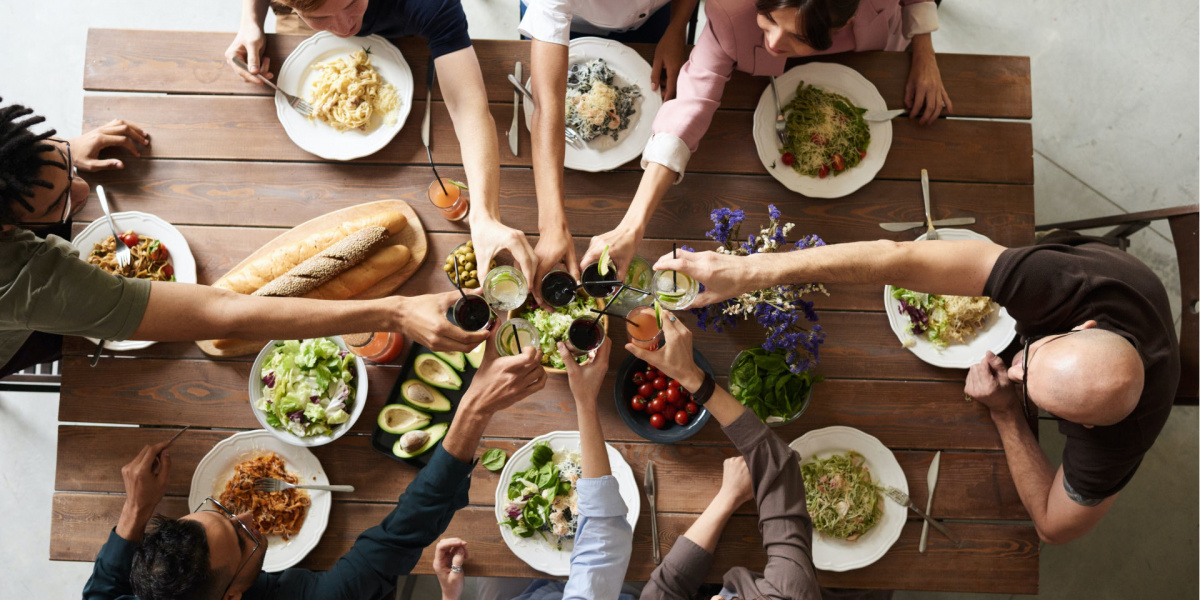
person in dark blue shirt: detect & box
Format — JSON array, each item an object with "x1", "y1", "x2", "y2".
[{"x1": 82, "y1": 340, "x2": 548, "y2": 600}]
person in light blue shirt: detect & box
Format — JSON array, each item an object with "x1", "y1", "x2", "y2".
[{"x1": 437, "y1": 338, "x2": 635, "y2": 600}]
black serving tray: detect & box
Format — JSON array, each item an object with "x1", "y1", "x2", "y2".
[{"x1": 370, "y1": 342, "x2": 481, "y2": 468}]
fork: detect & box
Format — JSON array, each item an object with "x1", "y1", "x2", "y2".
[
  {"x1": 506, "y1": 74, "x2": 585, "y2": 148},
  {"x1": 231, "y1": 56, "x2": 314, "y2": 117},
  {"x1": 920, "y1": 169, "x2": 939, "y2": 240},
  {"x1": 880, "y1": 485, "x2": 960, "y2": 545},
  {"x1": 254, "y1": 477, "x2": 355, "y2": 493},
  {"x1": 769, "y1": 76, "x2": 788, "y2": 146},
  {"x1": 95, "y1": 185, "x2": 131, "y2": 269}
]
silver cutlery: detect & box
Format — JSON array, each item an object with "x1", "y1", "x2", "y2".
[
  {"x1": 863, "y1": 108, "x2": 906, "y2": 122},
  {"x1": 645, "y1": 460, "x2": 661, "y2": 565},
  {"x1": 507, "y1": 74, "x2": 585, "y2": 147},
  {"x1": 769, "y1": 76, "x2": 787, "y2": 146},
  {"x1": 231, "y1": 56, "x2": 313, "y2": 117},
  {"x1": 919, "y1": 451, "x2": 941, "y2": 553},
  {"x1": 95, "y1": 185, "x2": 131, "y2": 269},
  {"x1": 422, "y1": 56, "x2": 435, "y2": 150},
  {"x1": 921, "y1": 169, "x2": 939, "y2": 240},
  {"x1": 878, "y1": 217, "x2": 976, "y2": 232},
  {"x1": 881, "y1": 485, "x2": 960, "y2": 546},
  {"x1": 153, "y1": 426, "x2": 190, "y2": 470},
  {"x1": 253, "y1": 477, "x2": 355, "y2": 493},
  {"x1": 508, "y1": 61, "x2": 521, "y2": 156}
]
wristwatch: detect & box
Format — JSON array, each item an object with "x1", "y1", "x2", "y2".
[{"x1": 690, "y1": 371, "x2": 716, "y2": 406}]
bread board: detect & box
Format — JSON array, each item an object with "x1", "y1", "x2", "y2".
[{"x1": 196, "y1": 200, "x2": 426, "y2": 357}]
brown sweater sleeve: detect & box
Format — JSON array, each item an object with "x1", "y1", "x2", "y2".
[{"x1": 640, "y1": 536, "x2": 716, "y2": 600}]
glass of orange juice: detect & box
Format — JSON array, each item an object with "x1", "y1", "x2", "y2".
[{"x1": 428, "y1": 178, "x2": 469, "y2": 222}]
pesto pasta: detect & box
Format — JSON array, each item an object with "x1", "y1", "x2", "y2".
[
  {"x1": 801, "y1": 451, "x2": 883, "y2": 541},
  {"x1": 780, "y1": 83, "x2": 870, "y2": 178}
]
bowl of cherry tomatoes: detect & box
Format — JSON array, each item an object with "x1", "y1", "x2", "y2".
[{"x1": 613, "y1": 350, "x2": 714, "y2": 443}]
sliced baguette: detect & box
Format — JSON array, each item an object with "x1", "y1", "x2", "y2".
[
  {"x1": 253, "y1": 226, "x2": 389, "y2": 297},
  {"x1": 304, "y1": 244, "x2": 411, "y2": 300}
]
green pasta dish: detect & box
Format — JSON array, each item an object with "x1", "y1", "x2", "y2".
[
  {"x1": 779, "y1": 83, "x2": 870, "y2": 179},
  {"x1": 801, "y1": 451, "x2": 883, "y2": 541}
]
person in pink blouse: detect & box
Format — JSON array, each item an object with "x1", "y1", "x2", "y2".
[{"x1": 580, "y1": 0, "x2": 950, "y2": 279}]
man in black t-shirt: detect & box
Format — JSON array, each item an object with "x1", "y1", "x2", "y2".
[{"x1": 654, "y1": 233, "x2": 1180, "y2": 545}]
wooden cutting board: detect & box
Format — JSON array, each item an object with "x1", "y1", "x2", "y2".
[{"x1": 195, "y1": 199, "x2": 427, "y2": 357}]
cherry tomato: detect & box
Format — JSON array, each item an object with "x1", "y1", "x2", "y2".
[
  {"x1": 162, "y1": 264, "x2": 175, "y2": 278},
  {"x1": 674, "y1": 411, "x2": 690, "y2": 426},
  {"x1": 666, "y1": 388, "x2": 681, "y2": 404},
  {"x1": 649, "y1": 398, "x2": 667, "y2": 414},
  {"x1": 818, "y1": 164, "x2": 829, "y2": 179},
  {"x1": 810, "y1": 133, "x2": 827, "y2": 146},
  {"x1": 668, "y1": 379, "x2": 681, "y2": 389},
  {"x1": 858, "y1": 149, "x2": 866, "y2": 160},
  {"x1": 631, "y1": 397, "x2": 647, "y2": 412},
  {"x1": 149, "y1": 244, "x2": 169, "y2": 262},
  {"x1": 120, "y1": 232, "x2": 139, "y2": 246},
  {"x1": 686, "y1": 401, "x2": 699, "y2": 415},
  {"x1": 832, "y1": 154, "x2": 846, "y2": 171},
  {"x1": 781, "y1": 152, "x2": 795, "y2": 166},
  {"x1": 653, "y1": 377, "x2": 668, "y2": 391},
  {"x1": 650, "y1": 414, "x2": 667, "y2": 429},
  {"x1": 632, "y1": 373, "x2": 645, "y2": 385},
  {"x1": 638, "y1": 383, "x2": 655, "y2": 398}
]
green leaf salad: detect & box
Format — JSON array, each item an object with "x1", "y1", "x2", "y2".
[
  {"x1": 515, "y1": 295, "x2": 598, "y2": 370},
  {"x1": 728, "y1": 348, "x2": 821, "y2": 422},
  {"x1": 499, "y1": 442, "x2": 581, "y2": 550},
  {"x1": 801, "y1": 451, "x2": 883, "y2": 541},
  {"x1": 257, "y1": 338, "x2": 356, "y2": 437}
]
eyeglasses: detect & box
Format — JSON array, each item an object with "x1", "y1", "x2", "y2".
[
  {"x1": 194, "y1": 496, "x2": 261, "y2": 597},
  {"x1": 1017, "y1": 330, "x2": 1080, "y2": 421}
]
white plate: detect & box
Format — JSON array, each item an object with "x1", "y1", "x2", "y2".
[
  {"x1": 523, "y1": 37, "x2": 663, "y2": 172},
  {"x1": 883, "y1": 228, "x2": 1018, "y2": 369},
  {"x1": 249, "y1": 337, "x2": 368, "y2": 447},
  {"x1": 790, "y1": 426, "x2": 906, "y2": 572},
  {"x1": 71, "y1": 211, "x2": 197, "y2": 351},
  {"x1": 753, "y1": 63, "x2": 892, "y2": 198},
  {"x1": 188, "y1": 430, "x2": 331, "y2": 572},
  {"x1": 276, "y1": 32, "x2": 414, "y2": 160},
  {"x1": 494, "y1": 430, "x2": 641, "y2": 575}
]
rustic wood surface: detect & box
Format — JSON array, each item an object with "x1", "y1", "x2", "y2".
[{"x1": 53, "y1": 29, "x2": 1038, "y2": 593}]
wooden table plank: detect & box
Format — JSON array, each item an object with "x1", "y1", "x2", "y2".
[
  {"x1": 51, "y1": 493, "x2": 1037, "y2": 593},
  {"x1": 55, "y1": 426, "x2": 1025, "y2": 519},
  {"x1": 82, "y1": 95, "x2": 1033, "y2": 184},
  {"x1": 84, "y1": 31, "x2": 1032, "y2": 119}
]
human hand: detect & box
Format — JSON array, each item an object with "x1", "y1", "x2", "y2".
[
  {"x1": 560, "y1": 338, "x2": 610, "y2": 408},
  {"x1": 533, "y1": 221, "x2": 579, "y2": 306},
  {"x1": 905, "y1": 38, "x2": 953, "y2": 126},
  {"x1": 225, "y1": 20, "x2": 272, "y2": 84},
  {"x1": 965, "y1": 351, "x2": 1021, "y2": 416},
  {"x1": 580, "y1": 226, "x2": 640, "y2": 283},
  {"x1": 470, "y1": 217, "x2": 539, "y2": 294},
  {"x1": 460, "y1": 330, "x2": 546, "y2": 415},
  {"x1": 432, "y1": 537, "x2": 469, "y2": 600},
  {"x1": 624, "y1": 310, "x2": 705, "y2": 393},
  {"x1": 652, "y1": 249, "x2": 752, "y2": 307},
  {"x1": 69, "y1": 120, "x2": 150, "y2": 171},
  {"x1": 121, "y1": 441, "x2": 172, "y2": 519},
  {"x1": 716, "y1": 455, "x2": 754, "y2": 507},
  {"x1": 395, "y1": 293, "x2": 491, "y2": 353},
  {"x1": 651, "y1": 25, "x2": 688, "y2": 100}
]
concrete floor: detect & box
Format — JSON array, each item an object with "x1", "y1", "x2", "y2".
[{"x1": 0, "y1": 0, "x2": 1196, "y2": 597}]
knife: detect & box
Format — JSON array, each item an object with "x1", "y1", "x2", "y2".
[
  {"x1": 878, "y1": 217, "x2": 976, "y2": 232},
  {"x1": 881, "y1": 485, "x2": 960, "y2": 546},
  {"x1": 919, "y1": 451, "x2": 941, "y2": 553},
  {"x1": 863, "y1": 108, "x2": 905, "y2": 122},
  {"x1": 508, "y1": 62, "x2": 521, "y2": 156},
  {"x1": 421, "y1": 56, "x2": 435, "y2": 150},
  {"x1": 645, "y1": 461, "x2": 661, "y2": 564}
]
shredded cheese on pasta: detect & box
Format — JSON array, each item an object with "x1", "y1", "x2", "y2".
[{"x1": 307, "y1": 49, "x2": 399, "y2": 132}]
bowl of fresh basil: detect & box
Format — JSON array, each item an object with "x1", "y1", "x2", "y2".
[{"x1": 728, "y1": 348, "x2": 820, "y2": 426}]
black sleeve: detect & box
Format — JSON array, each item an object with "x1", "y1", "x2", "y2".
[
  {"x1": 1060, "y1": 435, "x2": 1144, "y2": 501},
  {"x1": 82, "y1": 530, "x2": 139, "y2": 600},
  {"x1": 421, "y1": 0, "x2": 473, "y2": 59},
  {"x1": 983, "y1": 245, "x2": 1094, "y2": 336}
]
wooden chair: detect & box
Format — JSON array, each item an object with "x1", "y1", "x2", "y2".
[
  {"x1": 0, "y1": 361, "x2": 61, "y2": 393},
  {"x1": 1035, "y1": 204, "x2": 1199, "y2": 405}
]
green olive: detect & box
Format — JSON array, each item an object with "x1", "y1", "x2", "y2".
[
  {"x1": 469, "y1": 269, "x2": 477, "y2": 278},
  {"x1": 443, "y1": 263, "x2": 452, "y2": 272},
  {"x1": 464, "y1": 278, "x2": 479, "y2": 288},
  {"x1": 464, "y1": 252, "x2": 475, "y2": 262},
  {"x1": 464, "y1": 261, "x2": 476, "y2": 271}
]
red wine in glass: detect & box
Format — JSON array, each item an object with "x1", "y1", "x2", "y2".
[
  {"x1": 445, "y1": 295, "x2": 495, "y2": 332},
  {"x1": 565, "y1": 317, "x2": 605, "y2": 355},
  {"x1": 580, "y1": 262, "x2": 618, "y2": 299},
  {"x1": 541, "y1": 270, "x2": 578, "y2": 308}
]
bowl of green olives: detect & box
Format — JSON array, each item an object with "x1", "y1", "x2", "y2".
[{"x1": 444, "y1": 240, "x2": 497, "y2": 289}]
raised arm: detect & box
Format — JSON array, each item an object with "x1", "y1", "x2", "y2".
[
  {"x1": 649, "y1": 0, "x2": 701, "y2": 100},
  {"x1": 528, "y1": 38, "x2": 579, "y2": 297}
]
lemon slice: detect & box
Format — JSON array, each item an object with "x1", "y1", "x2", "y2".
[
  {"x1": 654, "y1": 299, "x2": 663, "y2": 328},
  {"x1": 598, "y1": 245, "x2": 611, "y2": 277}
]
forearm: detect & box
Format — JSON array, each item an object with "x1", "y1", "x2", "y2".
[
  {"x1": 676, "y1": 368, "x2": 746, "y2": 426},
  {"x1": 576, "y1": 402, "x2": 611, "y2": 478},
  {"x1": 990, "y1": 408, "x2": 1058, "y2": 530},
  {"x1": 436, "y1": 49, "x2": 502, "y2": 225},
  {"x1": 667, "y1": 0, "x2": 700, "y2": 31},
  {"x1": 114, "y1": 501, "x2": 155, "y2": 543},
  {"x1": 441, "y1": 400, "x2": 490, "y2": 463},
  {"x1": 910, "y1": 33, "x2": 935, "y2": 59},
  {"x1": 617, "y1": 163, "x2": 676, "y2": 238},
  {"x1": 241, "y1": 0, "x2": 269, "y2": 28},
  {"x1": 530, "y1": 40, "x2": 569, "y2": 234},
  {"x1": 681, "y1": 493, "x2": 739, "y2": 553}
]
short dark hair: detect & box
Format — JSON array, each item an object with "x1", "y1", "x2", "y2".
[
  {"x1": 754, "y1": 0, "x2": 862, "y2": 51},
  {"x1": 0, "y1": 98, "x2": 63, "y2": 227},
  {"x1": 131, "y1": 516, "x2": 224, "y2": 600}
]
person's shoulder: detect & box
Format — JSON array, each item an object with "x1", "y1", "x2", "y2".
[{"x1": 1, "y1": 229, "x2": 76, "y2": 270}]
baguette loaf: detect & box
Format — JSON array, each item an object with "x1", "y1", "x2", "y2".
[
  {"x1": 253, "y1": 226, "x2": 389, "y2": 297},
  {"x1": 217, "y1": 211, "x2": 407, "y2": 294},
  {"x1": 304, "y1": 244, "x2": 411, "y2": 300}
]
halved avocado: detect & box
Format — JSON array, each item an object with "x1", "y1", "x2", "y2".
[
  {"x1": 377, "y1": 403, "x2": 431, "y2": 434},
  {"x1": 434, "y1": 351, "x2": 467, "y2": 372},
  {"x1": 400, "y1": 379, "x2": 452, "y2": 412},
  {"x1": 466, "y1": 341, "x2": 486, "y2": 369},
  {"x1": 393, "y1": 422, "x2": 449, "y2": 459},
  {"x1": 413, "y1": 353, "x2": 463, "y2": 390}
]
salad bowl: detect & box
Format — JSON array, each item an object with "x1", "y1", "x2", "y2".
[
  {"x1": 508, "y1": 296, "x2": 607, "y2": 375},
  {"x1": 249, "y1": 337, "x2": 368, "y2": 447}
]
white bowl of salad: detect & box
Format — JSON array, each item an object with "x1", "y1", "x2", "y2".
[{"x1": 249, "y1": 337, "x2": 368, "y2": 447}]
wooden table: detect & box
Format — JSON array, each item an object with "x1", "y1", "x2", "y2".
[{"x1": 52, "y1": 29, "x2": 1038, "y2": 594}]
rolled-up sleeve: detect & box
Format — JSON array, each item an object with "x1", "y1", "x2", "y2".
[
  {"x1": 519, "y1": 0, "x2": 574, "y2": 46},
  {"x1": 562, "y1": 476, "x2": 633, "y2": 600},
  {"x1": 640, "y1": 536, "x2": 715, "y2": 600},
  {"x1": 901, "y1": 0, "x2": 939, "y2": 38}
]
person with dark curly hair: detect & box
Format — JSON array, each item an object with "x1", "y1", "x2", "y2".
[{"x1": 0, "y1": 100, "x2": 495, "y2": 379}]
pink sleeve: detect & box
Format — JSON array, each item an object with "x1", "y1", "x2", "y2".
[{"x1": 900, "y1": 0, "x2": 936, "y2": 6}]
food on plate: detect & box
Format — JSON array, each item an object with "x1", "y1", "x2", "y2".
[
  {"x1": 565, "y1": 59, "x2": 640, "y2": 143},
  {"x1": 400, "y1": 378, "x2": 452, "y2": 412},
  {"x1": 433, "y1": 351, "x2": 467, "y2": 371},
  {"x1": 626, "y1": 363, "x2": 699, "y2": 430},
  {"x1": 377, "y1": 403, "x2": 431, "y2": 434},
  {"x1": 466, "y1": 341, "x2": 486, "y2": 368},
  {"x1": 891, "y1": 287, "x2": 998, "y2": 349},
  {"x1": 413, "y1": 354, "x2": 463, "y2": 390},
  {"x1": 392, "y1": 422, "x2": 448, "y2": 458},
  {"x1": 444, "y1": 240, "x2": 496, "y2": 289},
  {"x1": 728, "y1": 348, "x2": 821, "y2": 423},
  {"x1": 254, "y1": 226, "x2": 390, "y2": 297},
  {"x1": 257, "y1": 338, "x2": 357, "y2": 437},
  {"x1": 801, "y1": 451, "x2": 883, "y2": 542},
  {"x1": 514, "y1": 295, "x2": 601, "y2": 370},
  {"x1": 779, "y1": 82, "x2": 870, "y2": 179},
  {"x1": 482, "y1": 448, "x2": 507, "y2": 472},
  {"x1": 303, "y1": 244, "x2": 411, "y2": 300},
  {"x1": 218, "y1": 453, "x2": 310, "y2": 541},
  {"x1": 307, "y1": 48, "x2": 400, "y2": 132},
  {"x1": 500, "y1": 441, "x2": 581, "y2": 549},
  {"x1": 87, "y1": 231, "x2": 175, "y2": 281}
]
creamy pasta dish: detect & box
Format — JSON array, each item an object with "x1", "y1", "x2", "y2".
[{"x1": 307, "y1": 49, "x2": 399, "y2": 132}]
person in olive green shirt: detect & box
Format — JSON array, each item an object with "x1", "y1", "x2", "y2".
[{"x1": 0, "y1": 99, "x2": 488, "y2": 378}]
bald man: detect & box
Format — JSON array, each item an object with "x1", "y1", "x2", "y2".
[{"x1": 655, "y1": 231, "x2": 1179, "y2": 545}]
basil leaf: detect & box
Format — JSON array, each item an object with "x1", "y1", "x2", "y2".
[{"x1": 481, "y1": 448, "x2": 507, "y2": 472}]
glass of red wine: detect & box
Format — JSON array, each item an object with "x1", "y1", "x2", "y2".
[
  {"x1": 540, "y1": 270, "x2": 579, "y2": 308},
  {"x1": 565, "y1": 316, "x2": 606, "y2": 355},
  {"x1": 445, "y1": 294, "x2": 495, "y2": 332},
  {"x1": 580, "y1": 262, "x2": 620, "y2": 299}
]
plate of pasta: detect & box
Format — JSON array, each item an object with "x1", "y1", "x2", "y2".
[
  {"x1": 753, "y1": 63, "x2": 892, "y2": 198},
  {"x1": 71, "y1": 211, "x2": 197, "y2": 351},
  {"x1": 189, "y1": 430, "x2": 331, "y2": 572},
  {"x1": 276, "y1": 32, "x2": 414, "y2": 160}
]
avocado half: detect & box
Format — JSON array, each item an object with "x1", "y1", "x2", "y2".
[
  {"x1": 434, "y1": 351, "x2": 467, "y2": 372},
  {"x1": 377, "y1": 403, "x2": 431, "y2": 434},
  {"x1": 400, "y1": 379, "x2": 452, "y2": 412},
  {"x1": 466, "y1": 341, "x2": 485, "y2": 369},
  {"x1": 393, "y1": 422, "x2": 449, "y2": 459},
  {"x1": 413, "y1": 353, "x2": 463, "y2": 390}
]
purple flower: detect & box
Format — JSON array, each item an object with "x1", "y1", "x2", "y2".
[
  {"x1": 705, "y1": 208, "x2": 746, "y2": 246},
  {"x1": 768, "y1": 204, "x2": 782, "y2": 220}
]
